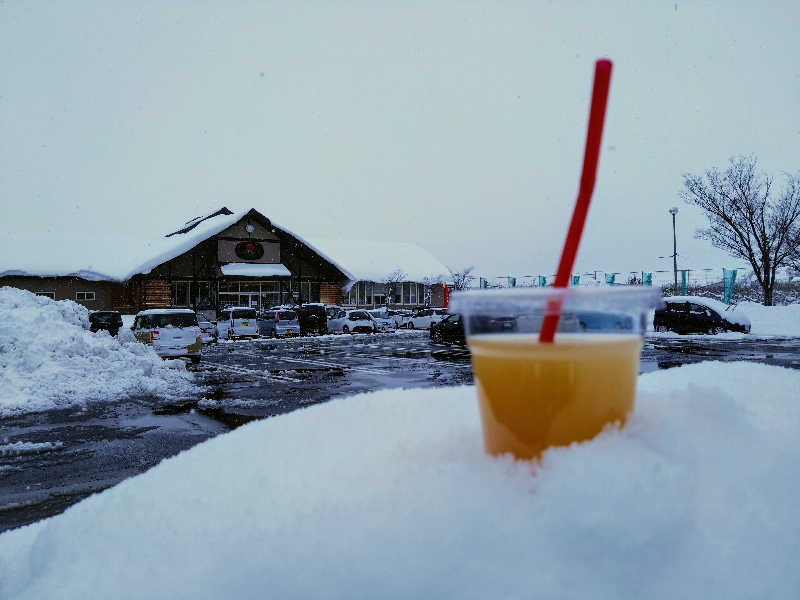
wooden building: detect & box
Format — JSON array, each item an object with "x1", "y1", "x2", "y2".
[{"x1": 1, "y1": 207, "x2": 449, "y2": 316}]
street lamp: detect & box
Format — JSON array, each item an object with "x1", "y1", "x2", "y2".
[{"x1": 669, "y1": 207, "x2": 679, "y2": 291}]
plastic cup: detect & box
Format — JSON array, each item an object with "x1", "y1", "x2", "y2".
[{"x1": 451, "y1": 287, "x2": 661, "y2": 460}]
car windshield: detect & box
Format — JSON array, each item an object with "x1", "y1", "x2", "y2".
[
  {"x1": 370, "y1": 311, "x2": 388, "y2": 319},
  {"x1": 232, "y1": 309, "x2": 257, "y2": 319},
  {"x1": 150, "y1": 313, "x2": 198, "y2": 328},
  {"x1": 90, "y1": 313, "x2": 119, "y2": 324},
  {"x1": 196, "y1": 314, "x2": 210, "y2": 323},
  {"x1": 278, "y1": 311, "x2": 296, "y2": 320}
]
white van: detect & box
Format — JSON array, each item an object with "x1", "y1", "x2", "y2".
[
  {"x1": 216, "y1": 307, "x2": 259, "y2": 340},
  {"x1": 132, "y1": 309, "x2": 203, "y2": 363}
]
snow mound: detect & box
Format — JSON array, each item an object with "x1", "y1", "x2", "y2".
[
  {"x1": 0, "y1": 287, "x2": 201, "y2": 416},
  {"x1": 1, "y1": 362, "x2": 798, "y2": 598},
  {"x1": 736, "y1": 301, "x2": 800, "y2": 337}
]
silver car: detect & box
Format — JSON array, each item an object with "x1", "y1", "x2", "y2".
[{"x1": 258, "y1": 309, "x2": 301, "y2": 338}]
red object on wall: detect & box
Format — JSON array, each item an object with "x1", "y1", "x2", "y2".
[{"x1": 443, "y1": 283, "x2": 449, "y2": 308}]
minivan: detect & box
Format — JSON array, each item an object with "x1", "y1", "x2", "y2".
[
  {"x1": 258, "y1": 309, "x2": 301, "y2": 338},
  {"x1": 131, "y1": 309, "x2": 203, "y2": 363},
  {"x1": 216, "y1": 307, "x2": 260, "y2": 340}
]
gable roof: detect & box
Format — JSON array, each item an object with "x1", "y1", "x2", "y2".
[{"x1": 0, "y1": 208, "x2": 446, "y2": 284}]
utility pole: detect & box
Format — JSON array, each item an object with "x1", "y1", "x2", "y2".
[{"x1": 669, "y1": 207, "x2": 679, "y2": 290}]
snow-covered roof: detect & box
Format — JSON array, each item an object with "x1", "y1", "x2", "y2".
[
  {"x1": 135, "y1": 308, "x2": 196, "y2": 315},
  {"x1": 305, "y1": 238, "x2": 448, "y2": 283},
  {"x1": 220, "y1": 263, "x2": 292, "y2": 277},
  {"x1": 0, "y1": 208, "x2": 446, "y2": 284}
]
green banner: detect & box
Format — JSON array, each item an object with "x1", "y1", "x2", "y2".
[
  {"x1": 571, "y1": 274, "x2": 580, "y2": 286},
  {"x1": 479, "y1": 277, "x2": 488, "y2": 289},
  {"x1": 507, "y1": 277, "x2": 516, "y2": 288},
  {"x1": 723, "y1": 268, "x2": 737, "y2": 304},
  {"x1": 642, "y1": 272, "x2": 653, "y2": 287},
  {"x1": 680, "y1": 270, "x2": 688, "y2": 295},
  {"x1": 538, "y1": 276, "x2": 547, "y2": 287},
  {"x1": 605, "y1": 273, "x2": 616, "y2": 285}
]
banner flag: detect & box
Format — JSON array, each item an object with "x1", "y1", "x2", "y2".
[
  {"x1": 642, "y1": 272, "x2": 653, "y2": 287},
  {"x1": 680, "y1": 270, "x2": 688, "y2": 295},
  {"x1": 508, "y1": 277, "x2": 516, "y2": 288},
  {"x1": 538, "y1": 276, "x2": 547, "y2": 287},
  {"x1": 479, "y1": 277, "x2": 488, "y2": 289},
  {"x1": 571, "y1": 274, "x2": 580, "y2": 286},
  {"x1": 723, "y1": 268, "x2": 737, "y2": 304},
  {"x1": 605, "y1": 273, "x2": 616, "y2": 285}
]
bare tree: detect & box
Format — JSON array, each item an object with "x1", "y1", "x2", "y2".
[
  {"x1": 448, "y1": 266, "x2": 474, "y2": 291},
  {"x1": 681, "y1": 156, "x2": 800, "y2": 305},
  {"x1": 383, "y1": 269, "x2": 406, "y2": 308}
]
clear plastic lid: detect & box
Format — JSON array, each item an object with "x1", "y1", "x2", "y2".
[{"x1": 450, "y1": 287, "x2": 662, "y2": 337}]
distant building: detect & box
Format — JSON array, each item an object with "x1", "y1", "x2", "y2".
[{"x1": 1, "y1": 207, "x2": 448, "y2": 315}]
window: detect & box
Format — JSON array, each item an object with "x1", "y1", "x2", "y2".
[
  {"x1": 35, "y1": 291, "x2": 55, "y2": 299},
  {"x1": 134, "y1": 315, "x2": 152, "y2": 329},
  {"x1": 76, "y1": 291, "x2": 95, "y2": 301},
  {"x1": 151, "y1": 313, "x2": 198, "y2": 328},
  {"x1": 232, "y1": 309, "x2": 257, "y2": 320},
  {"x1": 171, "y1": 282, "x2": 190, "y2": 306},
  {"x1": 410, "y1": 283, "x2": 416, "y2": 304}
]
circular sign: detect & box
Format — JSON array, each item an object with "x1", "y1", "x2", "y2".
[{"x1": 235, "y1": 241, "x2": 264, "y2": 260}]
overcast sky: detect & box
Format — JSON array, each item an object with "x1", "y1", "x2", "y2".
[{"x1": 2, "y1": 1, "x2": 798, "y2": 279}]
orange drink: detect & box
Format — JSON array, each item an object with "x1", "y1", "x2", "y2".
[
  {"x1": 451, "y1": 287, "x2": 661, "y2": 461},
  {"x1": 468, "y1": 333, "x2": 642, "y2": 459}
]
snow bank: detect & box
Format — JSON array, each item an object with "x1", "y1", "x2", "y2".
[
  {"x1": 1, "y1": 362, "x2": 798, "y2": 599},
  {"x1": 0, "y1": 287, "x2": 201, "y2": 416},
  {"x1": 736, "y1": 301, "x2": 800, "y2": 337}
]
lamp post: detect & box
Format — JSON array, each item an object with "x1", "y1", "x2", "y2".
[{"x1": 669, "y1": 207, "x2": 679, "y2": 291}]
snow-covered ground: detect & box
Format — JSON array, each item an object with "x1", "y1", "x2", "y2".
[
  {"x1": 1, "y1": 361, "x2": 798, "y2": 599},
  {"x1": 0, "y1": 287, "x2": 202, "y2": 416}
]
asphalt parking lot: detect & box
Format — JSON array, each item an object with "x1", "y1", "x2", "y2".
[{"x1": 2, "y1": 329, "x2": 800, "y2": 533}]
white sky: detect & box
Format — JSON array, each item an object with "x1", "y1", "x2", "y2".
[{"x1": 2, "y1": 1, "x2": 798, "y2": 279}]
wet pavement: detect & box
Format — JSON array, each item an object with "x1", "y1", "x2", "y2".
[{"x1": 2, "y1": 329, "x2": 799, "y2": 533}]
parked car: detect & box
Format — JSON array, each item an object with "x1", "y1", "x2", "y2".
[
  {"x1": 294, "y1": 304, "x2": 328, "y2": 335},
  {"x1": 337, "y1": 310, "x2": 376, "y2": 334},
  {"x1": 88, "y1": 310, "x2": 123, "y2": 336},
  {"x1": 430, "y1": 313, "x2": 466, "y2": 345},
  {"x1": 368, "y1": 309, "x2": 396, "y2": 333},
  {"x1": 388, "y1": 309, "x2": 413, "y2": 328},
  {"x1": 216, "y1": 307, "x2": 259, "y2": 339},
  {"x1": 195, "y1": 313, "x2": 218, "y2": 344},
  {"x1": 131, "y1": 309, "x2": 202, "y2": 363},
  {"x1": 406, "y1": 308, "x2": 449, "y2": 330},
  {"x1": 326, "y1": 307, "x2": 349, "y2": 333},
  {"x1": 258, "y1": 309, "x2": 301, "y2": 338},
  {"x1": 653, "y1": 296, "x2": 751, "y2": 334}
]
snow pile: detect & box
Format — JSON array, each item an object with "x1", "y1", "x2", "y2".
[
  {"x1": 1, "y1": 362, "x2": 799, "y2": 599},
  {"x1": 0, "y1": 287, "x2": 201, "y2": 416},
  {"x1": 736, "y1": 301, "x2": 800, "y2": 337}
]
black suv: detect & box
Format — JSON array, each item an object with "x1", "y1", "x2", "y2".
[
  {"x1": 88, "y1": 311, "x2": 123, "y2": 336},
  {"x1": 294, "y1": 304, "x2": 328, "y2": 335},
  {"x1": 653, "y1": 299, "x2": 750, "y2": 334},
  {"x1": 430, "y1": 313, "x2": 466, "y2": 346}
]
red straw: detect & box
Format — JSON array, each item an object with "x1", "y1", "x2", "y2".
[{"x1": 539, "y1": 59, "x2": 613, "y2": 342}]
